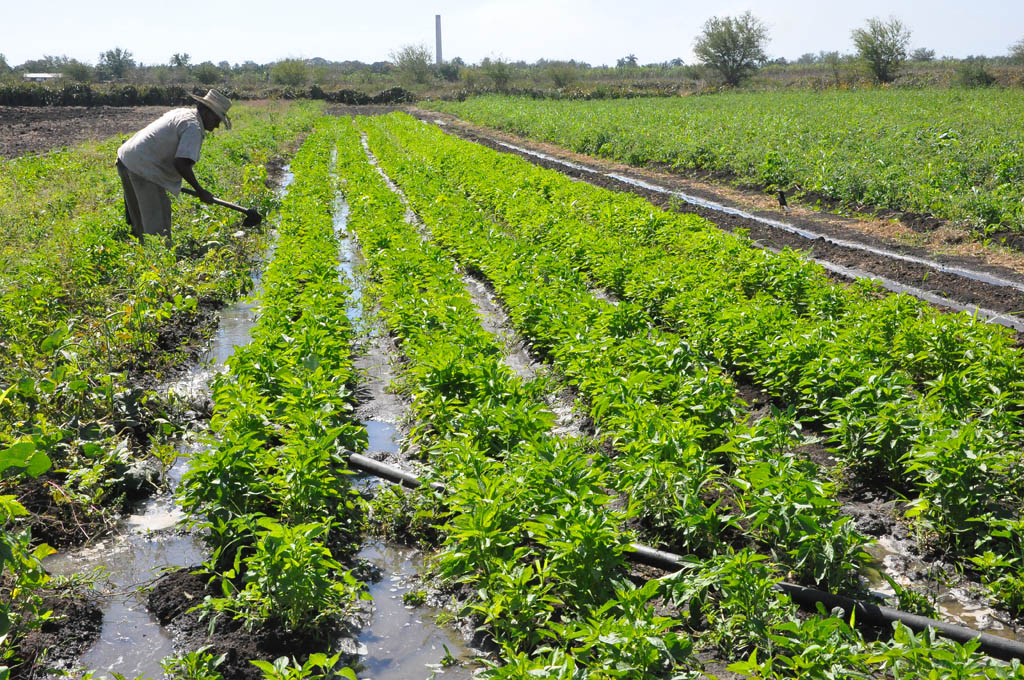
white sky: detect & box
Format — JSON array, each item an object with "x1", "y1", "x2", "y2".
[{"x1": 3, "y1": 0, "x2": 1022, "y2": 67}]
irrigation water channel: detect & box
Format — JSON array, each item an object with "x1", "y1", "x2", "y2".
[{"x1": 42, "y1": 165, "x2": 477, "y2": 679}]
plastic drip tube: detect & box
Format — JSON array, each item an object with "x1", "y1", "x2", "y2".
[{"x1": 347, "y1": 452, "x2": 1024, "y2": 663}]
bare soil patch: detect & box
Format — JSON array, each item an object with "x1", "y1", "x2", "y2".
[{"x1": 0, "y1": 106, "x2": 172, "y2": 158}]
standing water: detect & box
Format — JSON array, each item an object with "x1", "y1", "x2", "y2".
[
  {"x1": 42, "y1": 168, "x2": 294, "y2": 678},
  {"x1": 333, "y1": 187, "x2": 478, "y2": 678}
]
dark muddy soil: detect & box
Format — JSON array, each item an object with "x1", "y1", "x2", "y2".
[
  {"x1": 12, "y1": 475, "x2": 112, "y2": 550},
  {"x1": 420, "y1": 113, "x2": 1024, "y2": 329},
  {"x1": 149, "y1": 568, "x2": 359, "y2": 680},
  {"x1": 0, "y1": 106, "x2": 171, "y2": 158},
  {"x1": 15, "y1": 594, "x2": 103, "y2": 678}
]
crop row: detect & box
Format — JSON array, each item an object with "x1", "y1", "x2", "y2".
[
  {"x1": 0, "y1": 103, "x2": 323, "y2": 675},
  {"x1": 175, "y1": 123, "x2": 367, "y2": 677},
  {"x1": 361, "y1": 112, "x2": 1024, "y2": 618},
  {"x1": 337, "y1": 113, "x2": 1022, "y2": 677},
  {"x1": 334, "y1": 116, "x2": 690, "y2": 676},
  {"x1": 361, "y1": 115, "x2": 875, "y2": 594},
  {"x1": 428, "y1": 91, "x2": 1024, "y2": 233}
]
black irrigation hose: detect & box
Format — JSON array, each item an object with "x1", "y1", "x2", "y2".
[
  {"x1": 630, "y1": 545, "x2": 1024, "y2": 664},
  {"x1": 347, "y1": 452, "x2": 1024, "y2": 663}
]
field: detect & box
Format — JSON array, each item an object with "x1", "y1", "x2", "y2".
[
  {"x1": 427, "y1": 90, "x2": 1024, "y2": 236},
  {"x1": 2, "y1": 100, "x2": 1024, "y2": 679}
]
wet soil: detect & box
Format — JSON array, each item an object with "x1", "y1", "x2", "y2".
[
  {"x1": 0, "y1": 106, "x2": 171, "y2": 158},
  {"x1": 417, "y1": 110, "x2": 1024, "y2": 329},
  {"x1": 149, "y1": 569, "x2": 352, "y2": 680},
  {"x1": 15, "y1": 594, "x2": 103, "y2": 679}
]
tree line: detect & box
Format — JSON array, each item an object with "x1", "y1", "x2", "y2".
[{"x1": 2, "y1": 17, "x2": 1023, "y2": 94}]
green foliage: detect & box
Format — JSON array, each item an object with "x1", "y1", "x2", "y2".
[
  {"x1": 852, "y1": 16, "x2": 911, "y2": 84},
  {"x1": 389, "y1": 45, "x2": 433, "y2": 85},
  {"x1": 346, "y1": 112, "x2": 1024, "y2": 677},
  {"x1": 666, "y1": 551, "x2": 791, "y2": 658},
  {"x1": 693, "y1": 11, "x2": 769, "y2": 86},
  {"x1": 97, "y1": 47, "x2": 135, "y2": 79},
  {"x1": 250, "y1": 654, "x2": 355, "y2": 680},
  {"x1": 193, "y1": 62, "x2": 223, "y2": 86},
  {"x1": 161, "y1": 646, "x2": 226, "y2": 680},
  {"x1": 428, "y1": 90, "x2": 1024, "y2": 233},
  {"x1": 955, "y1": 60, "x2": 997, "y2": 88},
  {"x1": 271, "y1": 59, "x2": 309, "y2": 87},
  {"x1": 179, "y1": 122, "x2": 368, "y2": 638},
  {"x1": 203, "y1": 519, "x2": 367, "y2": 633},
  {"x1": 481, "y1": 57, "x2": 514, "y2": 91}
]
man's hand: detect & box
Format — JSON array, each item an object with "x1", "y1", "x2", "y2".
[{"x1": 174, "y1": 157, "x2": 214, "y2": 204}]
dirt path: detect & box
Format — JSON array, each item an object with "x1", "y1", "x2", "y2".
[{"x1": 412, "y1": 108, "x2": 1024, "y2": 329}]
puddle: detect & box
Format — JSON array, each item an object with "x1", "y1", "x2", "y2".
[
  {"x1": 43, "y1": 441, "x2": 206, "y2": 678},
  {"x1": 330, "y1": 163, "x2": 481, "y2": 676},
  {"x1": 865, "y1": 537, "x2": 1024, "y2": 642},
  {"x1": 42, "y1": 168, "x2": 295, "y2": 678},
  {"x1": 45, "y1": 294, "x2": 266, "y2": 678},
  {"x1": 334, "y1": 193, "x2": 363, "y2": 326},
  {"x1": 367, "y1": 419, "x2": 400, "y2": 454},
  {"x1": 354, "y1": 541, "x2": 478, "y2": 680}
]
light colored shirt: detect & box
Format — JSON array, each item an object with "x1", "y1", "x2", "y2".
[{"x1": 117, "y1": 108, "x2": 205, "y2": 194}]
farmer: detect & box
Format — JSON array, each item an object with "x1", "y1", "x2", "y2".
[{"x1": 115, "y1": 89, "x2": 232, "y2": 242}]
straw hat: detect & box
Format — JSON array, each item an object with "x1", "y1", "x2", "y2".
[{"x1": 190, "y1": 89, "x2": 232, "y2": 129}]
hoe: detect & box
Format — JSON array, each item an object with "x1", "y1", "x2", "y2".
[{"x1": 181, "y1": 187, "x2": 263, "y2": 227}]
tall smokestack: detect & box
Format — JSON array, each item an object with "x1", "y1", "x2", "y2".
[{"x1": 435, "y1": 15, "x2": 442, "y2": 65}]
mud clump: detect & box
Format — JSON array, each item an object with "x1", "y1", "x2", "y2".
[
  {"x1": 149, "y1": 568, "x2": 360, "y2": 680},
  {"x1": 15, "y1": 594, "x2": 103, "y2": 678}
]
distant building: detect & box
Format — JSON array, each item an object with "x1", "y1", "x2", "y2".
[{"x1": 23, "y1": 73, "x2": 63, "y2": 82}]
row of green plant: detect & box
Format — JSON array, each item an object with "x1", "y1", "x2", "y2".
[
  {"x1": 361, "y1": 115, "x2": 874, "y2": 594},
  {"x1": 333, "y1": 115, "x2": 693, "y2": 676},
  {"x1": 342, "y1": 115, "x2": 1023, "y2": 677},
  {"x1": 363, "y1": 112, "x2": 1024, "y2": 616},
  {"x1": 427, "y1": 89, "x2": 1024, "y2": 233},
  {"x1": 0, "y1": 102, "x2": 323, "y2": 677},
  {"x1": 177, "y1": 123, "x2": 368, "y2": 669}
]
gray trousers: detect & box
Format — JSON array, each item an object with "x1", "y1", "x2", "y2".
[{"x1": 116, "y1": 159, "x2": 172, "y2": 242}]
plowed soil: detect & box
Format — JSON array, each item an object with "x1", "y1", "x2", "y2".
[{"x1": 0, "y1": 105, "x2": 170, "y2": 158}]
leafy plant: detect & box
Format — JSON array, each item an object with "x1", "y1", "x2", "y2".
[{"x1": 250, "y1": 653, "x2": 355, "y2": 680}]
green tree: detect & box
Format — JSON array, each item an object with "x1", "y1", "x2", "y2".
[
  {"x1": 616, "y1": 54, "x2": 638, "y2": 68},
  {"x1": 911, "y1": 47, "x2": 935, "y2": 62},
  {"x1": 481, "y1": 57, "x2": 514, "y2": 90},
  {"x1": 693, "y1": 12, "x2": 769, "y2": 86},
  {"x1": 98, "y1": 47, "x2": 135, "y2": 79},
  {"x1": 390, "y1": 44, "x2": 433, "y2": 85},
  {"x1": 547, "y1": 62, "x2": 578, "y2": 87},
  {"x1": 271, "y1": 58, "x2": 309, "y2": 86},
  {"x1": 62, "y1": 59, "x2": 93, "y2": 83},
  {"x1": 170, "y1": 53, "x2": 191, "y2": 69},
  {"x1": 0, "y1": 53, "x2": 9, "y2": 73},
  {"x1": 851, "y1": 17, "x2": 911, "y2": 83},
  {"x1": 437, "y1": 60, "x2": 461, "y2": 82},
  {"x1": 193, "y1": 61, "x2": 222, "y2": 85},
  {"x1": 1010, "y1": 38, "x2": 1024, "y2": 65}
]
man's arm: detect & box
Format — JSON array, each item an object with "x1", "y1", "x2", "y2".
[{"x1": 173, "y1": 157, "x2": 214, "y2": 204}]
